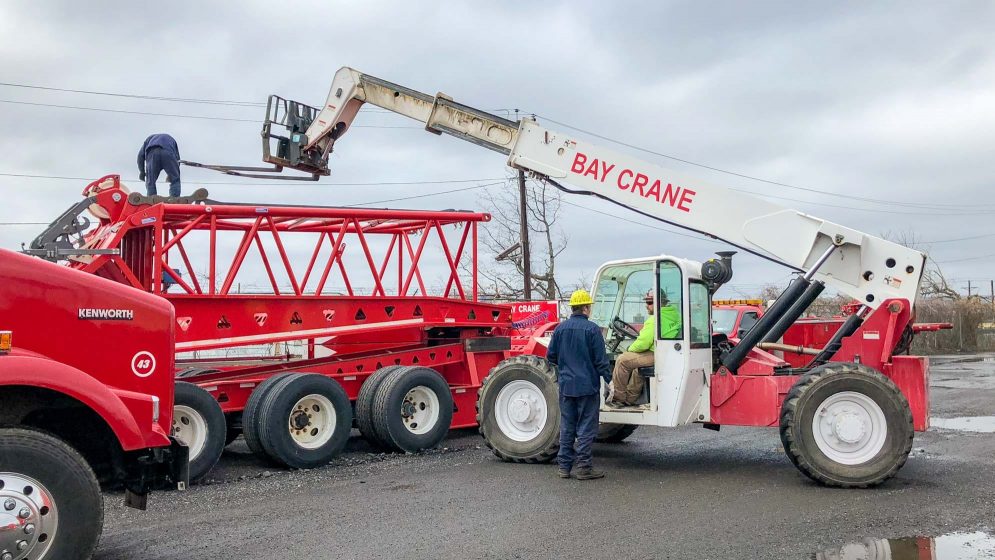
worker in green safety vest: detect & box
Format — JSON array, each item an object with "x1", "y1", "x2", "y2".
[{"x1": 606, "y1": 289, "x2": 682, "y2": 408}]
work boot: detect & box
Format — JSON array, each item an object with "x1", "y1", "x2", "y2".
[
  {"x1": 574, "y1": 467, "x2": 605, "y2": 480},
  {"x1": 557, "y1": 467, "x2": 572, "y2": 479},
  {"x1": 605, "y1": 400, "x2": 625, "y2": 410}
]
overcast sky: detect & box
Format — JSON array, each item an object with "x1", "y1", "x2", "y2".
[{"x1": 2, "y1": 1, "x2": 994, "y2": 299}]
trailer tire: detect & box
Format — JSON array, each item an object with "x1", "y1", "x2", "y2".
[
  {"x1": 779, "y1": 362, "x2": 914, "y2": 488},
  {"x1": 371, "y1": 366, "x2": 454, "y2": 453},
  {"x1": 173, "y1": 382, "x2": 226, "y2": 482},
  {"x1": 0, "y1": 427, "x2": 102, "y2": 560},
  {"x1": 596, "y1": 423, "x2": 638, "y2": 443},
  {"x1": 257, "y1": 374, "x2": 353, "y2": 469},
  {"x1": 243, "y1": 373, "x2": 301, "y2": 456},
  {"x1": 476, "y1": 355, "x2": 560, "y2": 463},
  {"x1": 355, "y1": 365, "x2": 406, "y2": 448}
]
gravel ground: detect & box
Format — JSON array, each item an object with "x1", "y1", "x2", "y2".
[{"x1": 97, "y1": 355, "x2": 995, "y2": 559}]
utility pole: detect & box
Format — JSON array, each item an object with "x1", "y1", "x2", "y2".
[
  {"x1": 965, "y1": 280, "x2": 973, "y2": 298},
  {"x1": 518, "y1": 168, "x2": 532, "y2": 300}
]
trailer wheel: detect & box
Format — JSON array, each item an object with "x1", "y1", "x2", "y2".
[
  {"x1": 355, "y1": 365, "x2": 406, "y2": 448},
  {"x1": 779, "y1": 362, "x2": 914, "y2": 488},
  {"x1": 173, "y1": 382, "x2": 226, "y2": 482},
  {"x1": 0, "y1": 427, "x2": 102, "y2": 560},
  {"x1": 371, "y1": 366, "x2": 454, "y2": 453},
  {"x1": 476, "y1": 355, "x2": 560, "y2": 463},
  {"x1": 242, "y1": 373, "x2": 301, "y2": 456},
  {"x1": 596, "y1": 423, "x2": 638, "y2": 443},
  {"x1": 257, "y1": 374, "x2": 353, "y2": 469}
]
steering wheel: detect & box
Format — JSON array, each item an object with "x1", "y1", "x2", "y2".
[{"x1": 610, "y1": 316, "x2": 640, "y2": 340}]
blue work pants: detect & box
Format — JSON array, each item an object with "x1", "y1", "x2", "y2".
[
  {"x1": 558, "y1": 393, "x2": 600, "y2": 471},
  {"x1": 145, "y1": 148, "x2": 182, "y2": 197}
]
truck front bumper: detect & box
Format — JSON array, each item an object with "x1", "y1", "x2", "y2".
[{"x1": 122, "y1": 437, "x2": 189, "y2": 510}]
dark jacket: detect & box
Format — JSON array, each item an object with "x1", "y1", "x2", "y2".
[
  {"x1": 138, "y1": 134, "x2": 180, "y2": 172},
  {"x1": 546, "y1": 312, "x2": 611, "y2": 397}
]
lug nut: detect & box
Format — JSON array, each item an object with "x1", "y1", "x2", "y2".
[
  {"x1": 3, "y1": 499, "x2": 14, "y2": 511},
  {"x1": 23, "y1": 523, "x2": 34, "y2": 535},
  {"x1": 18, "y1": 508, "x2": 29, "y2": 519},
  {"x1": 16, "y1": 541, "x2": 27, "y2": 551},
  {"x1": 2, "y1": 551, "x2": 12, "y2": 560}
]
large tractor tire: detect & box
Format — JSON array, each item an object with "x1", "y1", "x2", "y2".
[
  {"x1": 172, "y1": 381, "x2": 226, "y2": 482},
  {"x1": 596, "y1": 423, "x2": 639, "y2": 443},
  {"x1": 476, "y1": 355, "x2": 560, "y2": 463},
  {"x1": 242, "y1": 373, "x2": 301, "y2": 456},
  {"x1": 0, "y1": 427, "x2": 103, "y2": 560},
  {"x1": 355, "y1": 365, "x2": 406, "y2": 448},
  {"x1": 370, "y1": 366, "x2": 454, "y2": 453},
  {"x1": 257, "y1": 374, "x2": 353, "y2": 469},
  {"x1": 779, "y1": 362, "x2": 914, "y2": 488}
]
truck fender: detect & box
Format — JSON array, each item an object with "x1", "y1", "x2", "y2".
[{"x1": 0, "y1": 354, "x2": 149, "y2": 450}]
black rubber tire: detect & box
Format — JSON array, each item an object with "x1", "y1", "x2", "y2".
[
  {"x1": 476, "y1": 355, "x2": 560, "y2": 463},
  {"x1": 371, "y1": 366, "x2": 454, "y2": 453},
  {"x1": 257, "y1": 374, "x2": 353, "y2": 469},
  {"x1": 224, "y1": 413, "x2": 242, "y2": 446},
  {"x1": 779, "y1": 362, "x2": 914, "y2": 488},
  {"x1": 242, "y1": 373, "x2": 300, "y2": 456},
  {"x1": 0, "y1": 427, "x2": 103, "y2": 560},
  {"x1": 596, "y1": 423, "x2": 639, "y2": 443},
  {"x1": 173, "y1": 381, "x2": 226, "y2": 482},
  {"x1": 355, "y1": 365, "x2": 406, "y2": 448}
]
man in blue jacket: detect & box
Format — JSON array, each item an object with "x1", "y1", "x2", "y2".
[
  {"x1": 138, "y1": 133, "x2": 182, "y2": 197},
  {"x1": 546, "y1": 289, "x2": 611, "y2": 480}
]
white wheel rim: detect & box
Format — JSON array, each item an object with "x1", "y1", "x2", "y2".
[
  {"x1": 811, "y1": 391, "x2": 888, "y2": 465},
  {"x1": 401, "y1": 386, "x2": 441, "y2": 435},
  {"x1": 494, "y1": 380, "x2": 548, "y2": 442},
  {"x1": 173, "y1": 405, "x2": 208, "y2": 461},
  {"x1": 288, "y1": 394, "x2": 336, "y2": 450},
  {"x1": 0, "y1": 472, "x2": 57, "y2": 560}
]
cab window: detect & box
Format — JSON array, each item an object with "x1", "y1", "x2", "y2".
[
  {"x1": 738, "y1": 312, "x2": 759, "y2": 336},
  {"x1": 591, "y1": 262, "x2": 655, "y2": 329},
  {"x1": 689, "y1": 282, "x2": 711, "y2": 348},
  {"x1": 655, "y1": 261, "x2": 683, "y2": 340}
]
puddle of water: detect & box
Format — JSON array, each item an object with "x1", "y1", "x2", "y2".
[
  {"x1": 932, "y1": 416, "x2": 995, "y2": 433},
  {"x1": 815, "y1": 532, "x2": 995, "y2": 559}
]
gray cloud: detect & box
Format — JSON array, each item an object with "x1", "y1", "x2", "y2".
[{"x1": 2, "y1": 0, "x2": 993, "y2": 297}]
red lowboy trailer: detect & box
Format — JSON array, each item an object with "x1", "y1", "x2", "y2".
[{"x1": 31, "y1": 175, "x2": 521, "y2": 479}]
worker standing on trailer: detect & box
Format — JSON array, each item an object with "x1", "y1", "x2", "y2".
[
  {"x1": 546, "y1": 289, "x2": 611, "y2": 480},
  {"x1": 138, "y1": 133, "x2": 182, "y2": 197},
  {"x1": 607, "y1": 290, "x2": 681, "y2": 408}
]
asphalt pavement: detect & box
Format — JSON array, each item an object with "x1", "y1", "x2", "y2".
[{"x1": 97, "y1": 355, "x2": 995, "y2": 559}]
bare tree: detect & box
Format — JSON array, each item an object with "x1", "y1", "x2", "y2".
[{"x1": 474, "y1": 175, "x2": 567, "y2": 301}]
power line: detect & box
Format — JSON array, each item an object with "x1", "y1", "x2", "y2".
[
  {"x1": 0, "y1": 81, "x2": 515, "y2": 116},
  {"x1": 731, "y1": 187, "x2": 995, "y2": 216},
  {"x1": 934, "y1": 252, "x2": 995, "y2": 264},
  {"x1": 0, "y1": 82, "x2": 264, "y2": 106},
  {"x1": 0, "y1": 171, "x2": 507, "y2": 187},
  {"x1": 535, "y1": 113, "x2": 993, "y2": 211},
  {"x1": 0, "y1": 99, "x2": 420, "y2": 128}
]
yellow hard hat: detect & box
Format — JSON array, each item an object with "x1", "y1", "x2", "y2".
[{"x1": 569, "y1": 289, "x2": 594, "y2": 306}]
